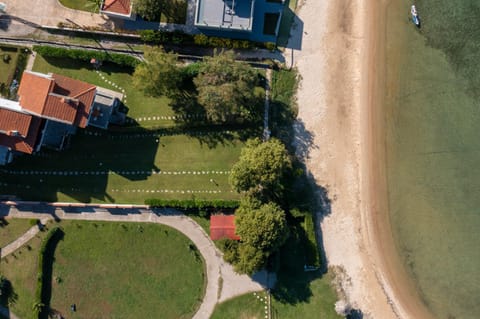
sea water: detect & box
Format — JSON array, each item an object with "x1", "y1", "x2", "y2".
[{"x1": 385, "y1": 1, "x2": 480, "y2": 318}]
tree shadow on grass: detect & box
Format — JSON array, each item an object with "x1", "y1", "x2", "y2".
[
  {"x1": 0, "y1": 276, "x2": 18, "y2": 315},
  {"x1": 38, "y1": 228, "x2": 65, "y2": 319},
  {"x1": 271, "y1": 220, "x2": 321, "y2": 305}
]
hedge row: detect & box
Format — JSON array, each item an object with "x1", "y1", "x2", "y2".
[
  {"x1": 145, "y1": 198, "x2": 239, "y2": 210},
  {"x1": 140, "y1": 30, "x2": 276, "y2": 51},
  {"x1": 140, "y1": 29, "x2": 194, "y2": 45},
  {"x1": 35, "y1": 226, "x2": 64, "y2": 319},
  {"x1": 32, "y1": 46, "x2": 140, "y2": 68},
  {"x1": 302, "y1": 214, "x2": 321, "y2": 268}
]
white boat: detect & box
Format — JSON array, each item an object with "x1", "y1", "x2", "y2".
[{"x1": 411, "y1": 5, "x2": 420, "y2": 27}]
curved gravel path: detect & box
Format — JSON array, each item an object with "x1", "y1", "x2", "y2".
[{"x1": 1, "y1": 203, "x2": 264, "y2": 319}]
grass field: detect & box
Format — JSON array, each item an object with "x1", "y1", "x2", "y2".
[
  {"x1": 0, "y1": 55, "x2": 257, "y2": 203},
  {"x1": 0, "y1": 218, "x2": 34, "y2": 248},
  {"x1": 211, "y1": 274, "x2": 341, "y2": 319},
  {"x1": 0, "y1": 220, "x2": 205, "y2": 319},
  {"x1": 0, "y1": 225, "x2": 48, "y2": 319},
  {"x1": 211, "y1": 291, "x2": 268, "y2": 319},
  {"x1": 0, "y1": 46, "x2": 19, "y2": 86},
  {"x1": 58, "y1": 0, "x2": 98, "y2": 12}
]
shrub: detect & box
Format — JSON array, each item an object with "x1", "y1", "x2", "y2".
[
  {"x1": 216, "y1": 238, "x2": 239, "y2": 264},
  {"x1": 302, "y1": 213, "x2": 320, "y2": 267},
  {"x1": 32, "y1": 46, "x2": 140, "y2": 68},
  {"x1": 264, "y1": 42, "x2": 276, "y2": 51},
  {"x1": 180, "y1": 62, "x2": 201, "y2": 79},
  {"x1": 140, "y1": 30, "x2": 275, "y2": 51},
  {"x1": 139, "y1": 30, "x2": 194, "y2": 45}
]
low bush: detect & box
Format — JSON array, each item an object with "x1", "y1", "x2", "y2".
[
  {"x1": 180, "y1": 62, "x2": 201, "y2": 79},
  {"x1": 33, "y1": 46, "x2": 140, "y2": 68},
  {"x1": 216, "y1": 238, "x2": 240, "y2": 264},
  {"x1": 302, "y1": 213, "x2": 320, "y2": 268},
  {"x1": 140, "y1": 30, "x2": 276, "y2": 51},
  {"x1": 140, "y1": 30, "x2": 194, "y2": 45}
]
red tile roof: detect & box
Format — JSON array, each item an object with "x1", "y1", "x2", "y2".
[
  {"x1": 17, "y1": 72, "x2": 54, "y2": 115},
  {"x1": 18, "y1": 72, "x2": 96, "y2": 128},
  {"x1": 0, "y1": 109, "x2": 32, "y2": 137},
  {"x1": 51, "y1": 74, "x2": 96, "y2": 128},
  {"x1": 0, "y1": 112, "x2": 42, "y2": 154},
  {"x1": 210, "y1": 215, "x2": 240, "y2": 240},
  {"x1": 102, "y1": 0, "x2": 131, "y2": 15}
]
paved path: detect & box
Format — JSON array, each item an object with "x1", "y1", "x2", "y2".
[
  {"x1": 0, "y1": 202, "x2": 265, "y2": 319},
  {"x1": 0, "y1": 217, "x2": 49, "y2": 258},
  {"x1": 1, "y1": 0, "x2": 111, "y2": 30}
]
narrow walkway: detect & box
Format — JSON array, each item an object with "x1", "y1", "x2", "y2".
[
  {"x1": 24, "y1": 51, "x2": 36, "y2": 71},
  {"x1": 1, "y1": 203, "x2": 265, "y2": 319},
  {"x1": 0, "y1": 217, "x2": 49, "y2": 258},
  {"x1": 263, "y1": 69, "x2": 272, "y2": 141}
]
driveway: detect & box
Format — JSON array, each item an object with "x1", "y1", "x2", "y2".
[
  {"x1": 0, "y1": 0, "x2": 112, "y2": 32},
  {"x1": 1, "y1": 202, "x2": 266, "y2": 319}
]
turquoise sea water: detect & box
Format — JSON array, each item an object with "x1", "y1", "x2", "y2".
[{"x1": 385, "y1": 1, "x2": 480, "y2": 318}]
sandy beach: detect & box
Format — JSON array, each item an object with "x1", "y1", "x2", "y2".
[{"x1": 290, "y1": 0, "x2": 436, "y2": 318}]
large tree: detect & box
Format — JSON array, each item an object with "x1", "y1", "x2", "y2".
[
  {"x1": 133, "y1": 0, "x2": 162, "y2": 21},
  {"x1": 229, "y1": 138, "x2": 292, "y2": 198},
  {"x1": 232, "y1": 199, "x2": 289, "y2": 275},
  {"x1": 133, "y1": 46, "x2": 181, "y2": 97},
  {"x1": 193, "y1": 51, "x2": 259, "y2": 123}
]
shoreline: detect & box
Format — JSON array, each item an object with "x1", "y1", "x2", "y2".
[
  {"x1": 291, "y1": 0, "x2": 436, "y2": 318},
  {"x1": 359, "y1": 1, "x2": 435, "y2": 318}
]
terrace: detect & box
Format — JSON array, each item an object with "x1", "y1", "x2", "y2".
[{"x1": 195, "y1": 0, "x2": 255, "y2": 31}]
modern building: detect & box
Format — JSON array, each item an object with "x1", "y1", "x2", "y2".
[
  {"x1": 194, "y1": 0, "x2": 284, "y2": 42},
  {"x1": 0, "y1": 71, "x2": 124, "y2": 165}
]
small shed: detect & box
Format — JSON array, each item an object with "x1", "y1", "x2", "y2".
[{"x1": 210, "y1": 215, "x2": 240, "y2": 240}]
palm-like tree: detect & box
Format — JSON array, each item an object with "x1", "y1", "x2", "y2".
[{"x1": 32, "y1": 302, "x2": 45, "y2": 315}]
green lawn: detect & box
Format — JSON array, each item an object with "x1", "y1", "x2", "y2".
[
  {"x1": 32, "y1": 55, "x2": 175, "y2": 123},
  {"x1": 0, "y1": 46, "x2": 19, "y2": 86},
  {"x1": 0, "y1": 55, "x2": 255, "y2": 203},
  {"x1": 0, "y1": 218, "x2": 34, "y2": 248},
  {"x1": 0, "y1": 226, "x2": 48, "y2": 319},
  {"x1": 1, "y1": 220, "x2": 205, "y2": 319},
  {"x1": 211, "y1": 291, "x2": 269, "y2": 319},
  {"x1": 271, "y1": 273, "x2": 341, "y2": 319},
  {"x1": 58, "y1": 0, "x2": 98, "y2": 13},
  {"x1": 211, "y1": 274, "x2": 341, "y2": 319}
]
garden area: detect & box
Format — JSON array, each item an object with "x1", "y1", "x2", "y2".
[
  {"x1": 211, "y1": 273, "x2": 341, "y2": 319},
  {"x1": 59, "y1": 0, "x2": 187, "y2": 24},
  {"x1": 0, "y1": 220, "x2": 205, "y2": 319},
  {"x1": 0, "y1": 46, "x2": 29, "y2": 97},
  {"x1": 0, "y1": 52, "x2": 264, "y2": 203},
  {"x1": 0, "y1": 218, "x2": 34, "y2": 248}
]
